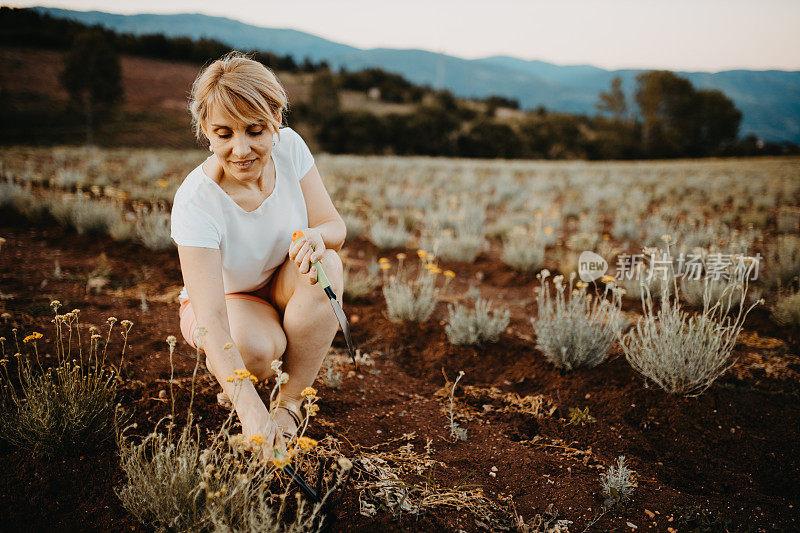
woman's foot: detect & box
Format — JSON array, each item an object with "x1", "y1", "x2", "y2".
[{"x1": 271, "y1": 398, "x2": 302, "y2": 442}]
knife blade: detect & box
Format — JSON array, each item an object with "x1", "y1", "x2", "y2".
[{"x1": 291, "y1": 231, "x2": 359, "y2": 371}]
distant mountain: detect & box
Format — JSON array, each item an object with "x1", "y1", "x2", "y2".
[{"x1": 33, "y1": 6, "x2": 800, "y2": 144}]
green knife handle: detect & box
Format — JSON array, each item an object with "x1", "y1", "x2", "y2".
[{"x1": 291, "y1": 230, "x2": 331, "y2": 290}]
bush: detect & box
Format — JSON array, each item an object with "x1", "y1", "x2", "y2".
[
  {"x1": 600, "y1": 456, "x2": 636, "y2": 508},
  {"x1": 381, "y1": 252, "x2": 447, "y2": 323},
  {"x1": 618, "y1": 243, "x2": 763, "y2": 396},
  {"x1": 0, "y1": 303, "x2": 133, "y2": 457},
  {"x1": 368, "y1": 218, "x2": 411, "y2": 250},
  {"x1": 445, "y1": 298, "x2": 509, "y2": 345},
  {"x1": 771, "y1": 288, "x2": 800, "y2": 331},
  {"x1": 502, "y1": 228, "x2": 546, "y2": 273},
  {"x1": 760, "y1": 235, "x2": 800, "y2": 292},
  {"x1": 343, "y1": 261, "x2": 380, "y2": 301},
  {"x1": 531, "y1": 270, "x2": 623, "y2": 370},
  {"x1": 117, "y1": 345, "x2": 350, "y2": 532},
  {"x1": 136, "y1": 205, "x2": 173, "y2": 250}
]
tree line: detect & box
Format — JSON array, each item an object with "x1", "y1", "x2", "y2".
[{"x1": 1, "y1": 6, "x2": 796, "y2": 158}]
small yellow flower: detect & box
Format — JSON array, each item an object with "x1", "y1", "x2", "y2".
[
  {"x1": 379, "y1": 263, "x2": 391, "y2": 270},
  {"x1": 301, "y1": 387, "x2": 317, "y2": 397},
  {"x1": 23, "y1": 332, "x2": 43, "y2": 344},
  {"x1": 602, "y1": 234, "x2": 610, "y2": 241},
  {"x1": 271, "y1": 448, "x2": 296, "y2": 468},
  {"x1": 428, "y1": 266, "x2": 442, "y2": 274},
  {"x1": 378, "y1": 257, "x2": 389, "y2": 263},
  {"x1": 71, "y1": 309, "x2": 80, "y2": 315},
  {"x1": 91, "y1": 334, "x2": 102, "y2": 340},
  {"x1": 166, "y1": 335, "x2": 177, "y2": 347},
  {"x1": 443, "y1": 270, "x2": 455, "y2": 278},
  {"x1": 424, "y1": 263, "x2": 436, "y2": 270},
  {"x1": 304, "y1": 404, "x2": 320, "y2": 416},
  {"x1": 396, "y1": 253, "x2": 407, "y2": 260},
  {"x1": 248, "y1": 434, "x2": 266, "y2": 446},
  {"x1": 121, "y1": 319, "x2": 133, "y2": 328},
  {"x1": 225, "y1": 374, "x2": 236, "y2": 382},
  {"x1": 601, "y1": 275, "x2": 615, "y2": 283},
  {"x1": 107, "y1": 317, "x2": 118, "y2": 325},
  {"x1": 576, "y1": 281, "x2": 588, "y2": 288},
  {"x1": 416, "y1": 249, "x2": 428, "y2": 259},
  {"x1": 296, "y1": 437, "x2": 318, "y2": 450},
  {"x1": 50, "y1": 300, "x2": 61, "y2": 309}
]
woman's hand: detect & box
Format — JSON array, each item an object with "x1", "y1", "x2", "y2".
[
  {"x1": 288, "y1": 227, "x2": 326, "y2": 285},
  {"x1": 240, "y1": 409, "x2": 289, "y2": 463}
]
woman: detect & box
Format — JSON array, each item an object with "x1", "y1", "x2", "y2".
[{"x1": 170, "y1": 51, "x2": 346, "y2": 460}]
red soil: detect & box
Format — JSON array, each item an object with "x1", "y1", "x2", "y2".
[{"x1": 1, "y1": 211, "x2": 798, "y2": 531}]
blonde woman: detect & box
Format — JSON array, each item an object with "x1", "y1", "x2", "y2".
[{"x1": 171, "y1": 52, "x2": 345, "y2": 460}]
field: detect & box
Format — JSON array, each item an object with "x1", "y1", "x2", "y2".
[{"x1": 0, "y1": 148, "x2": 799, "y2": 531}]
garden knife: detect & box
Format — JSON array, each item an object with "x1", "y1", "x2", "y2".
[{"x1": 291, "y1": 231, "x2": 359, "y2": 371}]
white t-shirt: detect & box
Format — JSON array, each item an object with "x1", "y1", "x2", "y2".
[{"x1": 171, "y1": 127, "x2": 315, "y2": 302}]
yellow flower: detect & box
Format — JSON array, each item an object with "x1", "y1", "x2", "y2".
[
  {"x1": 378, "y1": 257, "x2": 389, "y2": 263},
  {"x1": 576, "y1": 281, "x2": 588, "y2": 288},
  {"x1": 301, "y1": 387, "x2": 317, "y2": 397},
  {"x1": 379, "y1": 263, "x2": 391, "y2": 270},
  {"x1": 396, "y1": 253, "x2": 407, "y2": 260},
  {"x1": 304, "y1": 404, "x2": 320, "y2": 416},
  {"x1": 296, "y1": 437, "x2": 318, "y2": 451},
  {"x1": 416, "y1": 249, "x2": 428, "y2": 259},
  {"x1": 225, "y1": 375, "x2": 235, "y2": 382},
  {"x1": 166, "y1": 335, "x2": 177, "y2": 347},
  {"x1": 272, "y1": 448, "x2": 295, "y2": 468},
  {"x1": 23, "y1": 332, "x2": 43, "y2": 344},
  {"x1": 429, "y1": 267, "x2": 442, "y2": 274},
  {"x1": 248, "y1": 434, "x2": 266, "y2": 446},
  {"x1": 107, "y1": 317, "x2": 118, "y2": 325},
  {"x1": 424, "y1": 263, "x2": 435, "y2": 270},
  {"x1": 443, "y1": 270, "x2": 455, "y2": 278},
  {"x1": 601, "y1": 275, "x2": 615, "y2": 283}
]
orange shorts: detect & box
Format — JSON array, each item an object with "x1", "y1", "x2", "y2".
[{"x1": 178, "y1": 293, "x2": 271, "y2": 351}]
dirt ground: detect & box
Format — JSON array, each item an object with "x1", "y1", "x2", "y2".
[{"x1": 1, "y1": 212, "x2": 799, "y2": 532}]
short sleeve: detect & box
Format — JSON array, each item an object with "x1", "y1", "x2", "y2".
[
  {"x1": 286, "y1": 128, "x2": 315, "y2": 180},
  {"x1": 170, "y1": 201, "x2": 221, "y2": 249}
]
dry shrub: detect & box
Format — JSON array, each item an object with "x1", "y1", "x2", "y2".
[
  {"x1": 619, "y1": 242, "x2": 763, "y2": 396},
  {"x1": 116, "y1": 340, "x2": 351, "y2": 532},
  {"x1": 444, "y1": 297, "x2": 510, "y2": 345},
  {"x1": 0, "y1": 302, "x2": 133, "y2": 457},
  {"x1": 532, "y1": 270, "x2": 624, "y2": 371},
  {"x1": 381, "y1": 252, "x2": 452, "y2": 323}
]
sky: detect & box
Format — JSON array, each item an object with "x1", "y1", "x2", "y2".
[{"x1": 8, "y1": 0, "x2": 800, "y2": 72}]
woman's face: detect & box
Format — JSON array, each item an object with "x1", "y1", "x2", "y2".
[{"x1": 204, "y1": 106, "x2": 276, "y2": 184}]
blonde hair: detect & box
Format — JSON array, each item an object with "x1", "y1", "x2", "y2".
[{"x1": 189, "y1": 51, "x2": 288, "y2": 143}]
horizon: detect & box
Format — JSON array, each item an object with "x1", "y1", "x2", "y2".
[{"x1": 6, "y1": 0, "x2": 800, "y2": 73}]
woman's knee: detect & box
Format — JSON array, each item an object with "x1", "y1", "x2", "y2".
[
  {"x1": 318, "y1": 248, "x2": 343, "y2": 299},
  {"x1": 230, "y1": 323, "x2": 287, "y2": 376}
]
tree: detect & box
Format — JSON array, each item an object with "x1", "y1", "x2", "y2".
[
  {"x1": 634, "y1": 70, "x2": 742, "y2": 158},
  {"x1": 59, "y1": 28, "x2": 123, "y2": 145},
  {"x1": 596, "y1": 76, "x2": 628, "y2": 123},
  {"x1": 689, "y1": 89, "x2": 742, "y2": 156},
  {"x1": 308, "y1": 68, "x2": 341, "y2": 125}
]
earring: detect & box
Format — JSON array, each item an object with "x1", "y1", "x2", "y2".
[{"x1": 209, "y1": 145, "x2": 213, "y2": 152}]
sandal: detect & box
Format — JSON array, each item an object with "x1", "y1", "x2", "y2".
[{"x1": 272, "y1": 398, "x2": 302, "y2": 442}]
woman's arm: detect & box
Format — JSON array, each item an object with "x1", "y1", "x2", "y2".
[
  {"x1": 300, "y1": 164, "x2": 346, "y2": 253},
  {"x1": 176, "y1": 245, "x2": 275, "y2": 452}
]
